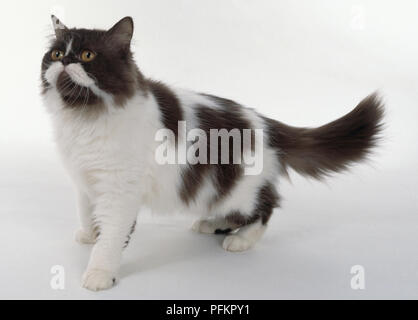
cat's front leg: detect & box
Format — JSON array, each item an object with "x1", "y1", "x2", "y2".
[
  {"x1": 82, "y1": 194, "x2": 139, "y2": 291},
  {"x1": 74, "y1": 191, "x2": 97, "y2": 244}
]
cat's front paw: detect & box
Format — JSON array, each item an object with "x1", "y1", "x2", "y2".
[
  {"x1": 82, "y1": 268, "x2": 116, "y2": 291},
  {"x1": 191, "y1": 219, "x2": 216, "y2": 234},
  {"x1": 222, "y1": 235, "x2": 252, "y2": 252},
  {"x1": 75, "y1": 229, "x2": 96, "y2": 244}
]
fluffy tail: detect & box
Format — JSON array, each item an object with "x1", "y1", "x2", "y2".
[{"x1": 266, "y1": 93, "x2": 385, "y2": 179}]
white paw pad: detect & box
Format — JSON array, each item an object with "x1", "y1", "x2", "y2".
[
  {"x1": 82, "y1": 269, "x2": 116, "y2": 291},
  {"x1": 75, "y1": 229, "x2": 96, "y2": 244},
  {"x1": 222, "y1": 235, "x2": 253, "y2": 252}
]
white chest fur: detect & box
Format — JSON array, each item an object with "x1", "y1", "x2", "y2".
[{"x1": 44, "y1": 91, "x2": 172, "y2": 205}]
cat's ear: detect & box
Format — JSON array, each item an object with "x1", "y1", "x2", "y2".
[
  {"x1": 106, "y1": 17, "x2": 134, "y2": 48},
  {"x1": 51, "y1": 15, "x2": 68, "y2": 39}
]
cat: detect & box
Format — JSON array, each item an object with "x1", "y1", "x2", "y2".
[{"x1": 41, "y1": 16, "x2": 384, "y2": 291}]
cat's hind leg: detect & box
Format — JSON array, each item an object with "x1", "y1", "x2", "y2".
[
  {"x1": 222, "y1": 219, "x2": 266, "y2": 252},
  {"x1": 222, "y1": 182, "x2": 280, "y2": 252},
  {"x1": 193, "y1": 182, "x2": 279, "y2": 252}
]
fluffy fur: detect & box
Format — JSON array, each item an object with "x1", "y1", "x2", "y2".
[{"x1": 41, "y1": 16, "x2": 384, "y2": 291}]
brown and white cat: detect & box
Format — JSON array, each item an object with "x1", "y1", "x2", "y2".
[{"x1": 41, "y1": 16, "x2": 384, "y2": 291}]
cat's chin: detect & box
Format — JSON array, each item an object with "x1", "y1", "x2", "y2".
[
  {"x1": 56, "y1": 73, "x2": 101, "y2": 108},
  {"x1": 59, "y1": 90, "x2": 101, "y2": 108},
  {"x1": 56, "y1": 71, "x2": 75, "y2": 94}
]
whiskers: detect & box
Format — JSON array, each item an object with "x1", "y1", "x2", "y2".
[
  {"x1": 67, "y1": 71, "x2": 96, "y2": 111},
  {"x1": 80, "y1": 87, "x2": 91, "y2": 113},
  {"x1": 43, "y1": 67, "x2": 96, "y2": 110},
  {"x1": 59, "y1": 78, "x2": 75, "y2": 92},
  {"x1": 64, "y1": 82, "x2": 92, "y2": 111},
  {"x1": 69, "y1": 84, "x2": 83, "y2": 106}
]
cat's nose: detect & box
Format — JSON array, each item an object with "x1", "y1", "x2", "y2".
[{"x1": 61, "y1": 56, "x2": 72, "y2": 66}]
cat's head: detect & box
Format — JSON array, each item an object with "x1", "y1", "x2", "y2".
[{"x1": 41, "y1": 16, "x2": 145, "y2": 109}]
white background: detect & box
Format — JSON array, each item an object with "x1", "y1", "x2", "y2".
[{"x1": 0, "y1": 0, "x2": 417, "y2": 299}]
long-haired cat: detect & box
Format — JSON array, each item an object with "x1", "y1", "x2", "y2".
[{"x1": 41, "y1": 16, "x2": 384, "y2": 291}]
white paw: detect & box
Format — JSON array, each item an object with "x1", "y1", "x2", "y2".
[
  {"x1": 82, "y1": 268, "x2": 116, "y2": 291},
  {"x1": 191, "y1": 220, "x2": 215, "y2": 234},
  {"x1": 75, "y1": 229, "x2": 96, "y2": 244},
  {"x1": 223, "y1": 235, "x2": 253, "y2": 252}
]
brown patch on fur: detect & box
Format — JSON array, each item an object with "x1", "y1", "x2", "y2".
[
  {"x1": 197, "y1": 105, "x2": 245, "y2": 203},
  {"x1": 178, "y1": 96, "x2": 253, "y2": 205},
  {"x1": 226, "y1": 211, "x2": 260, "y2": 227},
  {"x1": 265, "y1": 93, "x2": 385, "y2": 179},
  {"x1": 179, "y1": 164, "x2": 209, "y2": 204},
  {"x1": 253, "y1": 182, "x2": 280, "y2": 224},
  {"x1": 147, "y1": 80, "x2": 183, "y2": 137}
]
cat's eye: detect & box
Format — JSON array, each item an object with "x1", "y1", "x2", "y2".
[
  {"x1": 51, "y1": 50, "x2": 64, "y2": 61},
  {"x1": 81, "y1": 50, "x2": 96, "y2": 62}
]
